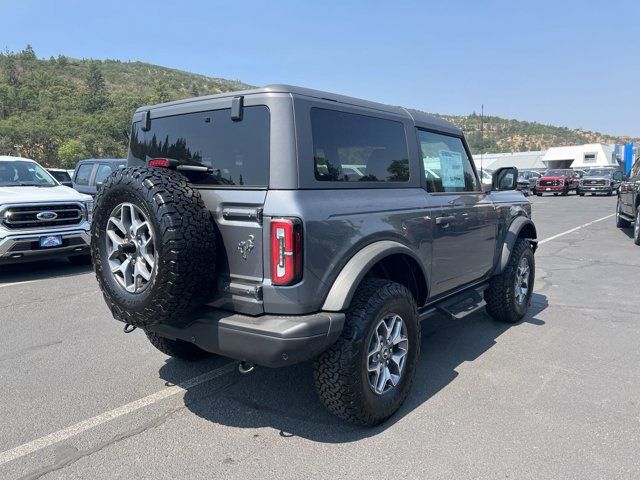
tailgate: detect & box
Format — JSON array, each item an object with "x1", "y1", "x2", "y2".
[{"x1": 199, "y1": 189, "x2": 266, "y2": 315}]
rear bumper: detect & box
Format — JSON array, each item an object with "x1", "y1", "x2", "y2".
[
  {"x1": 146, "y1": 307, "x2": 346, "y2": 367},
  {"x1": 0, "y1": 228, "x2": 90, "y2": 264}
]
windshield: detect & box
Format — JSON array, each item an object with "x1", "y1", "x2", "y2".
[
  {"x1": 0, "y1": 161, "x2": 58, "y2": 187},
  {"x1": 586, "y1": 169, "x2": 611, "y2": 177},
  {"x1": 545, "y1": 169, "x2": 568, "y2": 176},
  {"x1": 49, "y1": 170, "x2": 71, "y2": 182}
]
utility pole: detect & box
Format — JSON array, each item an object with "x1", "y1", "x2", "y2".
[{"x1": 480, "y1": 104, "x2": 484, "y2": 177}]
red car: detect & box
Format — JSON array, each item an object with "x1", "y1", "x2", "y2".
[{"x1": 535, "y1": 169, "x2": 579, "y2": 196}]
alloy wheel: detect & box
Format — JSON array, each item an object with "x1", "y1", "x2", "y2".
[
  {"x1": 514, "y1": 257, "x2": 531, "y2": 305},
  {"x1": 366, "y1": 314, "x2": 409, "y2": 395},
  {"x1": 105, "y1": 203, "x2": 156, "y2": 293}
]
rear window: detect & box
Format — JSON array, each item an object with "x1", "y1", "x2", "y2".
[
  {"x1": 130, "y1": 106, "x2": 270, "y2": 186},
  {"x1": 311, "y1": 108, "x2": 409, "y2": 182},
  {"x1": 74, "y1": 164, "x2": 93, "y2": 185}
]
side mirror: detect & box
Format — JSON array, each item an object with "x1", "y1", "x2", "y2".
[
  {"x1": 61, "y1": 181, "x2": 73, "y2": 187},
  {"x1": 96, "y1": 181, "x2": 104, "y2": 191},
  {"x1": 490, "y1": 167, "x2": 519, "y2": 191}
]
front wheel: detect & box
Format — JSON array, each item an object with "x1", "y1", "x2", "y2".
[
  {"x1": 485, "y1": 238, "x2": 535, "y2": 323},
  {"x1": 313, "y1": 278, "x2": 420, "y2": 426}
]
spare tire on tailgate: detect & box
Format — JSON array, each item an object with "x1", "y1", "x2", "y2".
[{"x1": 91, "y1": 167, "x2": 216, "y2": 329}]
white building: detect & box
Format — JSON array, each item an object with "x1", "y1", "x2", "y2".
[
  {"x1": 472, "y1": 143, "x2": 618, "y2": 171},
  {"x1": 540, "y1": 144, "x2": 616, "y2": 169},
  {"x1": 473, "y1": 151, "x2": 546, "y2": 171}
]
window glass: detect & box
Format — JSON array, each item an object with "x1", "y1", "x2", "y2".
[
  {"x1": 94, "y1": 164, "x2": 113, "y2": 184},
  {"x1": 74, "y1": 164, "x2": 93, "y2": 185},
  {"x1": 417, "y1": 130, "x2": 479, "y2": 192},
  {"x1": 311, "y1": 108, "x2": 409, "y2": 182},
  {"x1": 129, "y1": 106, "x2": 270, "y2": 186},
  {"x1": 50, "y1": 170, "x2": 71, "y2": 183}
]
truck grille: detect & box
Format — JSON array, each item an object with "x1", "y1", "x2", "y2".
[
  {"x1": 1, "y1": 204, "x2": 83, "y2": 230},
  {"x1": 583, "y1": 179, "x2": 606, "y2": 186},
  {"x1": 539, "y1": 179, "x2": 561, "y2": 186}
]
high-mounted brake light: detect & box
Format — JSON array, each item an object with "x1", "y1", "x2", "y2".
[
  {"x1": 270, "y1": 218, "x2": 302, "y2": 286},
  {"x1": 148, "y1": 158, "x2": 171, "y2": 168}
]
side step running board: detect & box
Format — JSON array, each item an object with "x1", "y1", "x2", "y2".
[{"x1": 419, "y1": 283, "x2": 488, "y2": 321}]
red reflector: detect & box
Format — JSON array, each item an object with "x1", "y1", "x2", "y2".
[
  {"x1": 270, "y1": 218, "x2": 302, "y2": 286},
  {"x1": 149, "y1": 158, "x2": 170, "y2": 168}
]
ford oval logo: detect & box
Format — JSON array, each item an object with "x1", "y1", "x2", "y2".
[{"x1": 36, "y1": 211, "x2": 58, "y2": 221}]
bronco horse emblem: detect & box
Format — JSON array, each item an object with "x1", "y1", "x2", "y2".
[{"x1": 237, "y1": 235, "x2": 255, "y2": 260}]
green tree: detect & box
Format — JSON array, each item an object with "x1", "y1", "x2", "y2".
[
  {"x1": 58, "y1": 139, "x2": 89, "y2": 168},
  {"x1": 83, "y1": 61, "x2": 109, "y2": 113},
  {"x1": 151, "y1": 79, "x2": 170, "y2": 104},
  {"x1": 19, "y1": 45, "x2": 37, "y2": 61}
]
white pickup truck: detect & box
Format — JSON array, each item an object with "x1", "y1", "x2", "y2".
[{"x1": 0, "y1": 156, "x2": 93, "y2": 265}]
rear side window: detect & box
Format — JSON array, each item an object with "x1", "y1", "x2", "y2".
[
  {"x1": 74, "y1": 164, "x2": 93, "y2": 186},
  {"x1": 94, "y1": 164, "x2": 113, "y2": 184},
  {"x1": 130, "y1": 106, "x2": 270, "y2": 187},
  {"x1": 311, "y1": 108, "x2": 409, "y2": 182},
  {"x1": 417, "y1": 130, "x2": 479, "y2": 193}
]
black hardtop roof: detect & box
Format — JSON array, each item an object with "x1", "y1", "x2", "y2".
[{"x1": 135, "y1": 84, "x2": 462, "y2": 135}]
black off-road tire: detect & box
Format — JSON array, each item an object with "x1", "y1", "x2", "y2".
[
  {"x1": 68, "y1": 254, "x2": 92, "y2": 266},
  {"x1": 145, "y1": 331, "x2": 213, "y2": 361},
  {"x1": 578, "y1": 190, "x2": 584, "y2": 197},
  {"x1": 485, "y1": 238, "x2": 535, "y2": 323},
  {"x1": 91, "y1": 167, "x2": 216, "y2": 329},
  {"x1": 313, "y1": 278, "x2": 420, "y2": 426},
  {"x1": 536, "y1": 192, "x2": 542, "y2": 197},
  {"x1": 616, "y1": 198, "x2": 630, "y2": 228}
]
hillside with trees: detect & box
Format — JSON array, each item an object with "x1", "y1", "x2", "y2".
[{"x1": 0, "y1": 46, "x2": 634, "y2": 167}]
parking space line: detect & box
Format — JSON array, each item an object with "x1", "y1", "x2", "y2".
[
  {"x1": 0, "y1": 361, "x2": 237, "y2": 467},
  {"x1": 0, "y1": 279, "x2": 42, "y2": 289},
  {"x1": 538, "y1": 214, "x2": 614, "y2": 245}
]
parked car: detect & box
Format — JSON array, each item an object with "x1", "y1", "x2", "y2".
[
  {"x1": 616, "y1": 157, "x2": 640, "y2": 245},
  {"x1": 72, "y1": 159, "x2": 126, "y2": 196},
  {"x1": 519, "y1": 170, "x2": 541, "y2": 194},
  {"x1": 47, "y1": 168, "x2": 73, "y2": 187},
  {"x1": 535, "y1": 169, "x2": 579, "y2": 196},
  {"x1": 578, "y1": 168, "x2": 623, "y2": 196},
  {"x1": 0, "y1": 156, "x2": 92, "y2": 265},
  {"x1": 91, "y1": 85, "x2": 537, "y2": 426}
]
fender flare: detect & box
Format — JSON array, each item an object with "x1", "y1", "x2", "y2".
[
  {"x1": 321, "y1": 240, "x2": 427, "y2": 312},
  {"x1": 494, "y1": 216, "x2": 537, "y2": 275}
]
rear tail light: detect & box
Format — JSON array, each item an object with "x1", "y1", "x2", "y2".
[{"x1": 270, "y1": 218, "x2": 302, "y2": 286}]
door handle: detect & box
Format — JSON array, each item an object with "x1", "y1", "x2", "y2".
[{"x1": 435, "y1": 215, "x2": 456, "y2": 227}]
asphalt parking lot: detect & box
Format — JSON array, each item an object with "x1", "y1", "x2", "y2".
[{"x1": 0, "y1": 194, "x2": 638, "y2": 479}]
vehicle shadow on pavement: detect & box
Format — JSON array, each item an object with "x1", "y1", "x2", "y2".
[
  {"x1": 0, "y1": 259, "x2": 92, "y2": 284},
  {"x1": 159, "y1": 293, "x2": 548, "y2": 443}
]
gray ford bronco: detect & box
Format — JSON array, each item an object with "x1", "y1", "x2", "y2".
[{"x1": 91, "y1": 85, "x2": 537, "y2": 425}]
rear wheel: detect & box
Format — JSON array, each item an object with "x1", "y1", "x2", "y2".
[
  {"x1": 536, "y1": 192, "x2": 542, "y2": 197},
  {"x1": 485, "y1": 238, "x2": 535, "y2": 323},
  {"x1": 146, "y1": 331, "x2": 213, "y2": 361},
  {"x1": 313, "y1": 278, "x2": 420, "y2": 426}
]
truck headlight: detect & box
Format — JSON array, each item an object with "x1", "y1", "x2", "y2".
[{"x1": 85, "y1": 201, "x2": 94, "y2": 222}]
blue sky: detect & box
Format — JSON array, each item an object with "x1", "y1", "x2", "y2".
[{"x1": 3, "y1": 0, "x2": 639, "y2": 136}]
